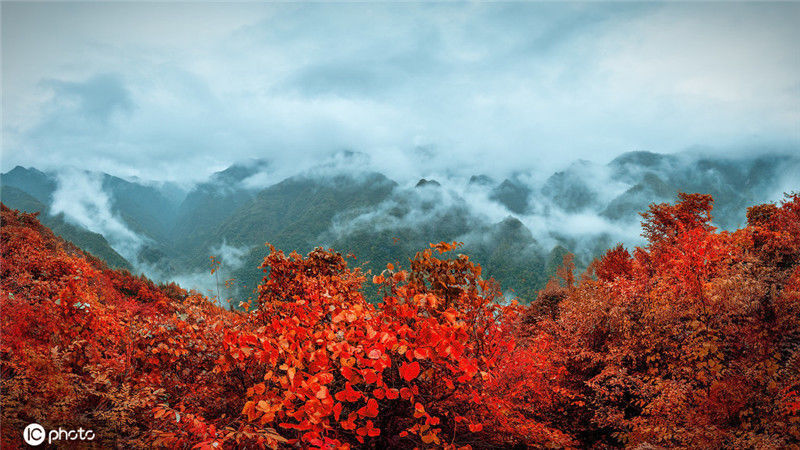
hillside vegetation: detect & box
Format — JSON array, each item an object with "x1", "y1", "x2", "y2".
[
  {"x1": 0, "y1": 186, "x2": 132, "y2": 270},
  {"x1": 3, "y1": 150, "x2": 797, "y2": 305},
  {"x1": 1, "y1": 192, "x2": 799, "y2": 448}
]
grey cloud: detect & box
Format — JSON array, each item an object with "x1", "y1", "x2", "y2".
[
  {"x1": 281, "y1": 63, "x2": 389, "y2": 98},
  {"x1": 41, "y1": 73, "x2": 132, "y2": 122}
]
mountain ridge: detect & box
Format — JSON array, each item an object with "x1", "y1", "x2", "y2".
[{"x1": 3, "y1": 148, "x2": 797, "y2": 304}]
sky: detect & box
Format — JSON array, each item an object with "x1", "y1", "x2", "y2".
[{"x1": 2, "y1": 1, "x2": 799, "y2": 184}]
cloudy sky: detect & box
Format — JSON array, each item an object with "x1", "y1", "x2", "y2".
[{"x1": 2, "y1": 2, "x2": 799, "y2": 183}]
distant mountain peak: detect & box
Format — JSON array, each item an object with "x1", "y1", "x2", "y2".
[
  {"x1": 609, "y1": 150, "x2": 666, "y2": 168},
  {"x1": 1, "y1": 166, "x2": 57, "y2": 204},
  {"x1": 415, "y1": 178, "x2": 441, "y2": 188},
  {"x1": 468, "y1": 174, "x2": 495, "y2": 186},
  {"x1": 490, "y1": 179, "x2": 531, "y2": 215},
  {"x1": 210, "y1": 159, "x2": 270, "y2": 185}
]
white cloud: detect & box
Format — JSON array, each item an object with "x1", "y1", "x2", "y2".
[
  {"x1": 210, "y1": 240, "x2": 249, "y2": 272},
  {"x1": 49, "y1": 169, "x2": 145, "y2": 262},
  {"x1": 1, "y1": 2, "x2": 798, "y2": 185}
]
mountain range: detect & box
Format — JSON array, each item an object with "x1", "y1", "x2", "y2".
[{"x1": 2, "y1": 149, "x2": 797, "y2": 304}]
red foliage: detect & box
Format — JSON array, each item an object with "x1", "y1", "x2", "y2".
[
  {"x1": 0, "y1": 205, "x2": 240, "y2": 448},
  {"x1": 548, "y1": 193, "x2": 800, "y2": 447},
  {"x1": 3, "y1": 191, "x2": 800, "y2": 448},
  {"x1": 212, "y1": 241, "x2": 571, "y2": 448},
  {"x1": 595, "y1": 244, "x2": 633, "y2": 282}
]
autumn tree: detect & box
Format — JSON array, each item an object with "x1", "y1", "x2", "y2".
[{"x1": 546, "y1": 193, "x2": 800, "y2": 447}]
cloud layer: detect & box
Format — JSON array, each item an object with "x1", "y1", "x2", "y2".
[{"x1": 3, "y1": 2, "x2": 798, "y2": 183}]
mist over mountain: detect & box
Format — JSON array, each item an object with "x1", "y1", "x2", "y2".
[
  {"x1": 0, "y1": 184, "x2": 131, "y2": 270},
  {"x1": 2, "y1": 1, "x2": 797, "y2": 305},
  {"x1": 3, "y1": 147, "x2": 797, "y2": 304}
]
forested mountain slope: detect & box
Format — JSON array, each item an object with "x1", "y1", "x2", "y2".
[
  {"x1": 0, "y1": 186, "x2": 131, "y2": 270},
  {"x1": 2, "y1": 149, "x2": 797, "y2": 306}
]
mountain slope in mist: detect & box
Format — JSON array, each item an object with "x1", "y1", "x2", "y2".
[
  {"x1": 1, "y1": 166, "x2": 183, "y2": 238},
  {"x1": 3, "y1": 148, "x2": 797, "y2": 304},
  {"x1": 0, "y1": 185, "x2": 132, "y2": 270},
  {"x1": 171, "y1": 160, "x2": 269, "y2": 251},
  {"x1": 603, "y1": 151, "x2": 798, "y2": 229}
]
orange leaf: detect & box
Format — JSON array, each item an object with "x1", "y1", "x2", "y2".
[
  {"x1": 413, "y1": 348, "x2": 430, "y2": 360},
  {"x1": 242, "y1": 400, "x2": 257, "y2": 421},
  {"x1": 315, "y1": 386, "x2": 329, "y2": 400}
]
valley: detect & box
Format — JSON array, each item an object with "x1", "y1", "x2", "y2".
[{"x1": 2, "y1": 148, "x2": 797, "y2": 306}]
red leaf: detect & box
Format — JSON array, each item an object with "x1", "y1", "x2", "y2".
[
  {"x1": 334, "y1": 382, "x2": 362, "y2": 402},
  {"x1": 468, "y1": 423, "x2": 483, "y2": 432},
  {"x1": 358, "y1": 398, "x2": 379, "y2": 418},
  {"x1": 333, "y1": 402, "x2": 343, "y2": 421},
  {"x1": 363, "y1": 369, "x2": 379, "y2": 384},
  {"x1": 413, "y1": 348, "x2": 430, "y2": 360},
  {"x1": 399, "y1": 361, "x2": 420, "y2": 382}
]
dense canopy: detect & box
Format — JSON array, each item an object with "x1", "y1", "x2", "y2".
[{"x1": 2, "y1": 192, "x2": 799, "y2": 448}]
